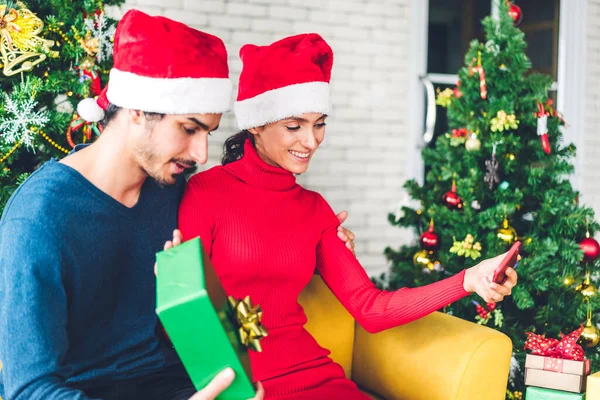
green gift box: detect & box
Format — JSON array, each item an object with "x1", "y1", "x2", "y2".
[
  {"x1": 156, "y1": 237, "x2": 265, "y2": 399},
  {"x1": 526, "y1": 386, "x2": 585, "y2": 400}
]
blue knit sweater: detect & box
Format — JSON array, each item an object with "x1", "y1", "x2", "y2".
[{"x1": 0, "y1": 158, "x2": 184, "y2": 399}]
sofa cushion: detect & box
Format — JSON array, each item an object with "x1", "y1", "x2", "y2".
[{"x1": 299, "y1": 275, "x2": 355, "y2": 378}]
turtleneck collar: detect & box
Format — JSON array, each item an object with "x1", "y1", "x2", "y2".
[{"x1": 223, "y1": 138, "x2": 298, "y2": 191}]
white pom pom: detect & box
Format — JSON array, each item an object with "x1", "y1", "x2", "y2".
[{"x1": 77, "y1": 98, "x2": 105, "y2": 122}]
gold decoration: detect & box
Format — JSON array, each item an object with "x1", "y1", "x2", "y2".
[
  {"x1": 413, "y1": 249, "x2": 440, "y2": 271},
  {"x1": 563, "y1": 276, "x2": 574, "y2": 286},
  {"x1": 581, "y1": 302, "x2": 599, "y2": 348},
  {"x1": 227, "y1": 295, "x2": 268, "y2": 352},
  {"x1": 497, "y1": 217, "x2": 517, "y2": 244},
  {"x1": 30, "y1": 127, "x2": 69, "y2": 154},
  {"x1": 79, "y1": 55, "x2": 95, "y2": 71},
  {"x1": 490, "y1": 110, "x2": 519, "y2": 132},
  {"x1": 581, "y1": 284, "x2": 598, "y2": 298},
  {"x1": 449, "y1": 234, "x2": 482, "y2": 260},
  {"x1": 576, "y1": 270, "x2": 598, "y2": 297},
  {"x1": 47, "y1": 24, "x2": 73, "y2": 46},
  {"x1": 0, "y1": 139, "x2": 22, "y2": 163},
  {"x1": 465, "y1": 133, "x2": 481, "y2": 152},
  {"x1": 581, "y1": 320, "x2": 600, "y2": 348},
  {"x1": 435, "y1": 88, "x2": 453, "y2": 108},
  {"x1": 0, "y1": 3, "x2": 55, "y2": 76},
  {"x1": 79, "y1": 31, "x2": 99, "y2": 57}
]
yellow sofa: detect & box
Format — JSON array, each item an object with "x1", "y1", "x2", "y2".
[{"x1": 298, "y1": 275, "x2": 513, "y2": 400}]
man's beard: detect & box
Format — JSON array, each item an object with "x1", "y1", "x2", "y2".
[{"x1": 133, "y1": 142, "x2": 195, "y2": 187}]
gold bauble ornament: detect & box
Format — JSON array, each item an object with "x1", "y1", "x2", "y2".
[
  {"x1": 497, "y1": 217, "x2": 517, "y2": 243},
  {"x1": 576, "y1": 273, "x2": 598, "y2": 297},
  {"x1": 465, "y1": 133, "x2": 481, "y2": 152},
  {"x1": 580, "y1": 318, "x2": 600, "y2": 348},
  {"x1": 413, "y1": 250, "x2": 440, "y2": 271},
  {"x1": 413, "y1": 250, "x2": 433, "y2": 268},
  {"x1": 580, "y1": 283, "x2": 598, "y2": 298}
]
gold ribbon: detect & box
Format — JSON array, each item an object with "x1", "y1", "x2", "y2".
[
  {"x1": 227, "y1": 295, "x2": 268, "y2": 352},
  {"x1": 0, "y1": 5, "x2": 21, "y2": 50}
]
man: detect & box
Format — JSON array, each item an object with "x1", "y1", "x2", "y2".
[{"x1": 0, "y1": 9, "x2": 354, "y2": 400}]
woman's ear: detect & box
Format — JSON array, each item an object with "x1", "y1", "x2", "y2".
[{"x1": 248, "y1": 127, "x2": 260, "y2": 136}]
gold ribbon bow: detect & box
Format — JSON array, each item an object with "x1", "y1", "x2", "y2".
[
  {"x1": 227, "y1": 295, "x2": 268, "y2": 352},
  {"x1": 0, "y1": 5, "x2": 20, "y2": 49},
  {"x1": 0, "y1": 3, "x2": 55, "y2": 76}
]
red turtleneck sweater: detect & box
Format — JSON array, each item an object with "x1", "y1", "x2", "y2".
[{"x1": 179, "y1": 140, "x2": 469, "y2": 397}]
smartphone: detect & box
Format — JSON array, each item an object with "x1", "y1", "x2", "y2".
[{"x1": 492, "y1": 241, "x2": 521, "y2": 285}]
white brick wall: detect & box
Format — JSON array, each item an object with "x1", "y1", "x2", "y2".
[
  {"x1": 582, "y1": 0, "x2": 600, "y2": 218},
  {"x1": 111, "y1": 0, "x2": 411, "y2": 277}
]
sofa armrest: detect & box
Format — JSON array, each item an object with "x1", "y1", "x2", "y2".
[{"x1": 351, "y1": 311, "x2": 512, "y2": 400}]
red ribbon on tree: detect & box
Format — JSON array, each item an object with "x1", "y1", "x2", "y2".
[
  {"x1": 451, "y1": 128, "x2": 468, "y2": 138},
  {"x1": 535, "y1": 102, "x2": 551, "y2": 154},
  {"x1": 525, "y1": 325, "x2": 585, "y2": 362},
  {"x1": 66, "y1": 113, "x2": 103, "y2": 148}
]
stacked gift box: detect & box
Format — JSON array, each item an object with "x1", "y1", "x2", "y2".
[{"x1": 524, "y1": 326, "x2": 592, "y2": 399}]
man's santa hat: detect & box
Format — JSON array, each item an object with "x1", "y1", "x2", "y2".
[
  {"x1": 79, "y1": 9, "x2": 232, "y2": 122},
  {"x1": 234, "y1": 33, "x2": 333, "y2": 130}
]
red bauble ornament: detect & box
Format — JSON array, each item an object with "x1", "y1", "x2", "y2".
[
  {"x1": 508, "y1": 3, "x2": 523, "y2": 25},
  {"x1": 580, "y1": 234, "x2": 600, "y2": 262},
  {"x1": 420, "y1": 218, "x2": 440, "y2": 251},
  {"x1": 442, "y1": 180, "x2": 463, "y2": 210}
]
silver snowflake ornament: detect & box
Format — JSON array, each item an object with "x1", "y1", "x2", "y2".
[
  {"x1": 0, "y1": 93, "x2": 50, "y2": 149},
  {"x1": 84, "y1": 12, "x2": 116, "y2": 63}
]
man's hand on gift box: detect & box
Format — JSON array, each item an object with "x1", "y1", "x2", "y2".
[
  {"x1": 335, "y1": 211, "x2": 356, "y2": 255},
  {"x1": 189, "y1": 368, "x2": 264, "y2": 400},
  {"x1": 155, "y1": 229, "x2": 185, "y2": 275},
  {"x1": 463, "y1": 252, "x2": 519, "y2": 303},
  {"x1": 164, "y1": 229, "x2": 184, "y2": 250}
]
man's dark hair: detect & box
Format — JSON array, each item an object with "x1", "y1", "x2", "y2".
[{"x1": 100, "y1": 103, "x2": 165, "y2": 127}]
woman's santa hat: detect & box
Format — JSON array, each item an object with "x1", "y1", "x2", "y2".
[
  {"x1": 79, "y1": 9, "x2": 232, "y2": 122},
  {"x1": 234, "y1": 33, "x2": 333, "y2": 130}
]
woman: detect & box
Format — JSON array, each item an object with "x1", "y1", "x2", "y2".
[{"x1": 178, "y1": 34, "x2": 517, "y2": 399}]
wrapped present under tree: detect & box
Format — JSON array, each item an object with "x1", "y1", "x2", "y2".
[{"x1": 524, "y1": 325, "x2": 591, "y2": 393}]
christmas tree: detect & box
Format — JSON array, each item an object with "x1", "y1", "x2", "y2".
[
  {"x1": 0, "y1": 0, "x2": 122, "y2": 212},
  {"x1": 379, "y1": 1, "x2": 600, "y2": 395}
]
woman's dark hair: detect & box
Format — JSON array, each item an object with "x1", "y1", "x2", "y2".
[
  {"x1": 222, "y1": 130, "x2": 254, "y2": 165},
  {"x1": 100, "y1": 103, "x2": 164, "y2": 127}
]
